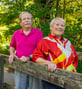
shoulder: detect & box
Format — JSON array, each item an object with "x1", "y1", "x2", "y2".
[
  {"x1": 39, "y1": 37, "x2": 48, "y2": 43},
  {"x1": 36, "y1": 38, "x2": 47, "y2": 48},
  {"x1": 32, "y1": 28, "x2": 42, "y2": 33},
  {"x1": 13, "y1": 29, "x2": 21, "y2": 34},
  {"x1": 44, "y1": 37, "x2": 51, "y2": 40},
  {"x1": 13, "y1": 29, "x2": 22, "y2": 36},
  {"x1": 43, "y1": 36, "x2": 55, "y2": 43}
]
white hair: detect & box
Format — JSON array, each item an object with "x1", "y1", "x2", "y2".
[
  {"x1": 19, "y1": 11, "x2": 33, "y2": 22},
  {"x1": 50, "y1": 17, "x2": 65, "y2": 26}
]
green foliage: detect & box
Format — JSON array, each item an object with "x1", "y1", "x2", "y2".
[
  {"x1": 0, "y1": 0, "x2": 82, "y2": 54},
  {"x1": 77, "y1": 60, "x2": 82, "y2": 73},
  {"x1": 0, "y1": 43, "x2": 9, "y2": 55}
]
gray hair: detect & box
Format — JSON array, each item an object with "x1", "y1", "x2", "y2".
[
  {"x1": 50, "y1": 17, "x2": 65, "y2": 26},
  {"x1": 19, "y1": 11, "x2": 33, "y2": 22}
]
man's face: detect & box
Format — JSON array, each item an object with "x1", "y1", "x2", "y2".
[
  {"x1": 20, "y1": 13, "x2": 33, "y2": 29},
  {"x1": 50, "y1": 20, "x2": 65, "y2": 37}
]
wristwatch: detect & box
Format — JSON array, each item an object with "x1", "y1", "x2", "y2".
[{"x1": 28, "y1": 56, "x2": 32, "y2": 61}]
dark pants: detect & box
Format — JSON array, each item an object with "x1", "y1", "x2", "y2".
[{"x1": 42, "y1": 81, "x2": 65, "y2": 89}]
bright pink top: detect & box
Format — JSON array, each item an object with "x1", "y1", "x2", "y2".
[{"x1": 10, "y1": 28, "x2": 43, "y2": 58}]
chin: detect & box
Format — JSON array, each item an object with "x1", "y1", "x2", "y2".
[
  {"x1": 25, "y1": 26, "x2": 31, "y2": 28},
  {"x1": 55, "y1": 33, "x2": 62, "y2": 37},
  {"x1": 57, "y1": 33, "x2": 63, "y2": 36}
]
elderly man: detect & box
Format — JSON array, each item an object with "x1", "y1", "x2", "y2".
[
  {"x1": 33, "y1": 17, "x2": 78, "y2": 89},
  {"x1": 9, "y1": 11, "x2": 43, "y2": 89}
]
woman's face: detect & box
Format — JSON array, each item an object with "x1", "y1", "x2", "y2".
[{"x1": 50, "y1": 20, "x2": 65, "y2": 38}]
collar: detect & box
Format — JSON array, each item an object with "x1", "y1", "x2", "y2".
[
  {"x1": 48, "y1": 34, "x2": 65, "y2": 41},
  {"x1": 20, "y1": 27, "x2": 33, "y2": 35}
]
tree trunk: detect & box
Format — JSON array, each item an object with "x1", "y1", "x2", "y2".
[
  {"x1": 63, "y1": 0, "x2": 65, "y2": 18},
  {"x1": 55, "y1": 0, "x2": 61, "y2": 17}
]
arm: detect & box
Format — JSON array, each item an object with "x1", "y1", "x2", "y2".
[
  {"x1": 33, "y1": 39, "x2": 56, "y2": 72},
  {"x1": 9, "y1": 47, "x2": 15, "y2": 64},
  {"x1": 36, "y1": 57, "x2": 57, "y2": 72},
  {"x1": 10, "y1": 47, "x2": 15, "y2": 55},
  {"x1": 20, "y1": 55, "x2": 32, "y2": 62},
  {"x1": 9, "y1": 32, "x2": 16, "y2": 64}
]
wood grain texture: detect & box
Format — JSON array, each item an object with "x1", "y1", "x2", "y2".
[{"x1": 0, "y1": 53, "x2": 82, "y2": 89}]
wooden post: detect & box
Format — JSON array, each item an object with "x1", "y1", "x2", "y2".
[{"x1": 0, "y1": 59, "x2": 4, "y2": 89}]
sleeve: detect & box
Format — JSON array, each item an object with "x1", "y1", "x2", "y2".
[
  {"x1": 71, "y1": 44, "x2": 78, "y2": 70},
  {"x1": 33, "y1": 39, "x2": 45, "y2": 62},
  {"x1": 10, "y1": 32, "x2": 16, "y2": 49}
]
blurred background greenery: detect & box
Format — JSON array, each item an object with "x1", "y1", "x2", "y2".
[{"x1": 0, "y1": 0, "x2": 82, "y2": 73}]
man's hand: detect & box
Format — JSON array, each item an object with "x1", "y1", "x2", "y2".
[
  {"x1": 47, "y1": 62, "x2": 57, "y2": 72},
  {"x1": 9, "y1": 54, "x2": 15, "y2": 64},
  {"x1": 20, "y1": 56, "x2": 30, "y2": 62}
]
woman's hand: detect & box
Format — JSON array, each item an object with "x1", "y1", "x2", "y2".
[
  {"x1": 36, "y1": 57, "x2": 57, "y2": 72},
  {"x1": 48, "y1": 62, "x2": 57, "y2": 72}
]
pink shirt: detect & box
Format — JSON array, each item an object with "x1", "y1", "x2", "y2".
[{"x1": 10, "y1": 28, "x2": 43, "y2": 58}]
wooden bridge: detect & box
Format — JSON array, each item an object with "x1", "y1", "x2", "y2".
[{"x1": 0, "y1": 52, "x2": 82, "y2": 89}]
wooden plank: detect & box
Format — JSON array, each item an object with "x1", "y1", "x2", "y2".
[
  {"x1": 0, "y1": 54, "x2": 82, "y2": 89},
  {"x1": 8, "y1": 60, "x2": 82, "y2": 89}
]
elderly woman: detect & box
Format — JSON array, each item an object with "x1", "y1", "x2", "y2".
[{"x1": 33, "y1": 17, "x2": 78, "y2": 89}]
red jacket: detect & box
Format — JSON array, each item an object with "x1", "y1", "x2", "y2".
[{"x1": 33, "y1": 34, "x2": 78, "y2": 72}]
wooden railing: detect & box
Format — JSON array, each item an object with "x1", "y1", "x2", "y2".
[
  {"x1": 0, "y1": 59, "x2": 4, "y2": 89},
  {"x1": 0, "y1": 52, "x2": 82, "y2": 89}
]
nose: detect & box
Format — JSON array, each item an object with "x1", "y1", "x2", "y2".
[{"x1": 59, "y1": 25, "x2": 62, "y2": 28}]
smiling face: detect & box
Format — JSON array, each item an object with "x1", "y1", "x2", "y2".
[
  {"x1": 50, "y1": 20, "x2": 65, "y2": 38},
  {"x1": 20, "y1": 12, "x2": 33, "y2": 29}
]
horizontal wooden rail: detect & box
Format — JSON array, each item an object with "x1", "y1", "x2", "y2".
[{"x1": 0, "y1": 54, "x2": 82, "y2": 89}]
